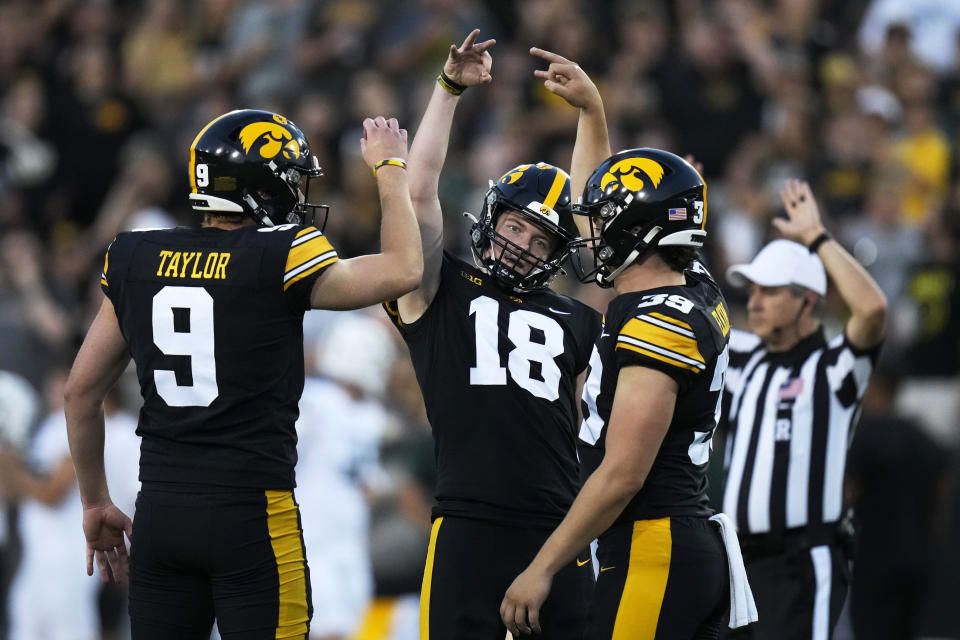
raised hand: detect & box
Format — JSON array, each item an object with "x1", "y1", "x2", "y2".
[
  {"x1": 775, "y1": 179, "x2": 826, "y2": 245},
  {"x1": 530, "y1": 47, "x2": 601, "y2": 110},
  {"x1": 360, "y1": 116, "x2": 409, "y2": 171},
  {"x1": 443, "y1": 28, "x2": 495, "y2": 87}
]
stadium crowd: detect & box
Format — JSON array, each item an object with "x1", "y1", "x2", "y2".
[{"x1": 0, "y1": 0, "x2": 958, "y2": 638}]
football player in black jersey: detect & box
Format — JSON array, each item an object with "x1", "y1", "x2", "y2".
[
  {"x1": 382, "y1": 31, "x2": 609, "y2": 639},
  {"x1": 502, "y1": 149, "x2": 754, "y2": 638},
  {"x1": 64, "y1": 109, "x2": 422, "y2": 639}
]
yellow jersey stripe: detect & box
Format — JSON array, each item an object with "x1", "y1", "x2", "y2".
[
  {"x1": 612, "y1": 518, "x2": 672, "y2": 639},
  {"x1": 100, "y1": 277, "x2": 108, "y2": 287},
  {"x1": 420, "y1": 517, "x2": 444, "y2": 640},
  {"x1": 295, "y1": 226, "x2": 318, "y2": 239},
  {"x1": 542, "y1": 169, "x2": 568, "y2": 210},
  {"x1": 283, "y1": 255, "x2": 337, "y2": 291},
  {"x1": 616, "y1": 342, "x2": 703, "y2": 373},
  {"x1": 264, "y1": 490, "x2": 309, "y2": 639},
  {"x1": 619, "y1": 318, "x2": 704, "y2": 365},
  {"x1": 383, "y1": 301, "x2": 403, "y2": 327},
  {"x1": 648, "y1": 312, "x2": 692, "y2": 331},
  {"x1": 189, "y1": 112, "x2": 232, "y2": 193},
  {"x1": 285, "y1": 235, "x2": 335, "y2": 274}
]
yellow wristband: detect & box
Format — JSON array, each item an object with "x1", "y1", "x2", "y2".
[
  {"x1": 437, "y1": 70, "x2": 466, "y2": 96},
  {"x1": 373, "y1": 157, "x2": 407, "y2": 176}
]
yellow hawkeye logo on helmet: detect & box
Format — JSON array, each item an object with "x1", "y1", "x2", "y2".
[
  {"x1": 501, "y1": 164, "x2": 531, "y2": 185},
  {"x1": 601, "y1": 157, "x2": 665, "y2": 193},
  {"x1": 238, "y1": 122, "x2": 301, "y2": 160}
]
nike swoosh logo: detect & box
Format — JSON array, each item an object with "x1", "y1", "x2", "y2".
[
  {"x1": 576, "y1": 558, "x2": 591, "y2": 567},
  {"x1": 599, "y1": 566, "x2": 616, "y2": 572},
  {"x1": 548, "y1": 307, "x2": 572, "y2": 315}
]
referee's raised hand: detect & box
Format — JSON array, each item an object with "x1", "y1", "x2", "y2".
[{"x1": 775, "y1": 179, "x2": 827, "y2": 247}]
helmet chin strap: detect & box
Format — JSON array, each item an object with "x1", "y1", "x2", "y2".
[
  {"x1": 243, "y1": 193, "x2": 277, "y2": 227},
  {"x1": 597, "y1": 225, "x2": 661, "y2": 286}
]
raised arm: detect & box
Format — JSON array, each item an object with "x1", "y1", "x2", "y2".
[
  {"x1": 530, "y1": 48, "x2": 610, "y2": 205},
  {"x1": 396, "y1": 29, "x2": 494, "y2": 323},
  {"x1": 309, "y1": 116, "x2": 423, "y2": 310},
  {"x1": 776, "y1": 179, "x2": 887, "y2": 349}
]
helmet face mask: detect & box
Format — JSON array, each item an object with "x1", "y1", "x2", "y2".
[
  {"x1": 571, "y1": 148, "x2": 707, "y2": 288},
  {"x1": 188, "y1": 109, "x2": 329, "y2": 228},
  {"x1": 468, "y1": 162, "x2": 579, "y2": 291}
]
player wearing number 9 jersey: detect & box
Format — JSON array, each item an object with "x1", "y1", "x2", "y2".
[
  {"x1": 501, "y1": 149, "x2": 757, "y2": 639},
  {"x1": 383, "y1": 33, "x2": 606, "y2": 639},
  {"x1": 64, "y1": 109, "x2": 423, "y2": 640}
]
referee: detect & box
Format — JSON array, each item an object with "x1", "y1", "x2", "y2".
[{"x1": 718, "y1": 179, "x2": 887, "y2": 640}]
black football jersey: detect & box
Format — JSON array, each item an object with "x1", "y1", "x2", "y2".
[
  {"x1": 385, "y1": 252, "x2": 602, "y2": 528},
  {"x1": 579, "y1": 264, "x2": 730, "y2": 521},
  {"x1": 100, "y1": 224, "x2": 338, "y2": 490}
]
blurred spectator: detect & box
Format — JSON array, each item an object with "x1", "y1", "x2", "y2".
[
  {"x1": 894, "y1": 212, "x2": 960, "y2": 447},
  {"x1": 846, "y1": 365, "x2": 952, "y2": 640},
  {"x1": 840, "y1": 181, "x2": 921, "y2": 311},
  {"x1": 0, "y1": 229, "x2": 74, "y2": 391},
  {"x1": 859, "y1": 1, "x2": 960, "y2": 73},
  {"x1": 2, "y1": 371, "x2": 140, "y2": 640},
  {"x1": 890, "y1": 96, "x2": 950, "y2": 227},
  {"x1": 45, "y1": 38, "x2": 146, "y2": 234},
  {"x1": 296, "y1": 311, "x2": 396, "y2": 640},
  {"x1": 219, "y1": 0, "x2": 312, "y2": 104},
  {"x1": 122, "y1": 0, "x2": 199, "y2": 123},
  {"x1": 0, "y1": 370, "x2": 38, "y2": 640}
]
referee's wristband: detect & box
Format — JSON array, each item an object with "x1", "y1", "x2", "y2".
[
  {"x1": 807, "y1": 230, "x2": 831, "y2": 253},
  {"x1": 437, "y1": 70, "x2": 466, "y2": 96},
  {"x1": 373, "y1": 157, "x2": 407, "y2": 176}
]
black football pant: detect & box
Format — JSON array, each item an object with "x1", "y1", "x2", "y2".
[
  {"x1": 586, "y1": 516, "x2": 729, "y2": 639},
  {"x1": 720, "y1": 543, "x2": 849, "y2": 640},
  {"x1": 129, "y1": 488, "x2": 312, "y2": 640},
  {"x1": 420, "y1": 515, "x2": 593, "y2": 639}
]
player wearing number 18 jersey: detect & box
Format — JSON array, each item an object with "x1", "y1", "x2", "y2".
[
  {"x1": 385, "y1": 32, "x2": 607, "y2": 639},
  {"x1": 65, "y1": 109, "x2": 422, "y2": 640}
]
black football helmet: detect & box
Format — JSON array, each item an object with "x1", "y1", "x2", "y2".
[
  {"x1": 572, "y1": 148, "x2": 706, "y2": 287},
  {"x1": 188, "y1": 109, "x2": 328, "y2": 227},
  {"x1": 468, "y1": 162, "x2": 579, "y2": 291}
]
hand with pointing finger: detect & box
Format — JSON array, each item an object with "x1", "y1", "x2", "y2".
[
  {"x1": 530, "y1": 47, "x2": 602, "y2": 111},
  {"x1": 444, "y1": 29, "x2": 495, "y2": 88}
]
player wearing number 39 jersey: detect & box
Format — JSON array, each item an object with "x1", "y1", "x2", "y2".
[
  {"x1": 502, "y1": 148, "x2": 757, "y2": 640},
  {"x1": 384, "y1": 32, "x2": 606, "y2": 639},
  {"x1": 64, "y1": 108, "x2": 423, "y2": 640}
]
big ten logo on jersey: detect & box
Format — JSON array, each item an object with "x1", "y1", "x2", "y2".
[
  {"x1": 711, "y1": 301, "x2": 730, "y2": 336},
  {"x1": 468, "y1": 295, "x2": 565, "y2": 401},
  {"x1": 636, "y1": 293, "x2": 693, "y2": 314},
  {"x1": 157, "y1": 250, "x2": 230, "y2": 280},
  {"x1": 461, "y1": 270, "x2": 483, "y2": 286}
]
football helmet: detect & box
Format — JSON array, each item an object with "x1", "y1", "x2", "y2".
[
  {"x1": 188, "y1": 109, "x2": 328, "y2": 227},
  {"x1": 572, "y1": 148, "x2": 706, "y2": 287},
  {"x1": 469, "y1": 162, "x2": 579, "y2": 291}
]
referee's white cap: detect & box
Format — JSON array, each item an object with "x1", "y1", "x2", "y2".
[{"x1": 727, "y1": 239, "x2": 827, "y2": 295}]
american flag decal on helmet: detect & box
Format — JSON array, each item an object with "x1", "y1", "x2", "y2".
[{"x1": 668, "y1": 207, "x2": 687, "y2": 221}]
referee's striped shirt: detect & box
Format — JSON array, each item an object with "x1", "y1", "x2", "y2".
[{"x1": 720, "y1": 327, "x2": 880, "y2": 535}]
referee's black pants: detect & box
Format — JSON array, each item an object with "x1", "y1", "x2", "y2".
[{"x1": 721, "y1": 540, "x2": 849, "y2": 640}]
